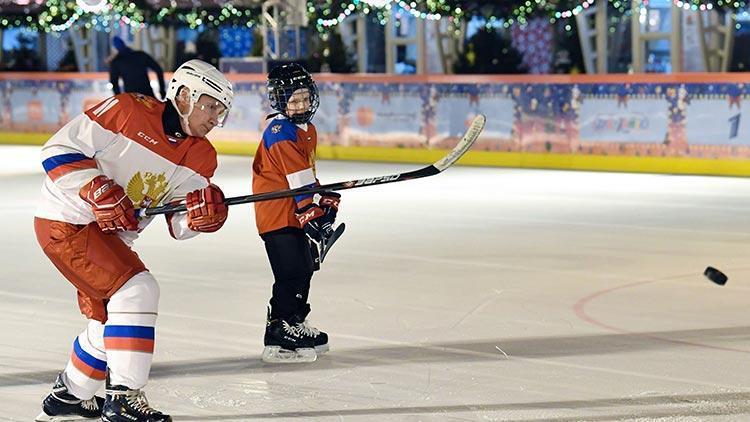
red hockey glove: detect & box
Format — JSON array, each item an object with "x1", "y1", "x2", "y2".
[
  {"x1": 295, "y1": 203, "x2": 334, "y2": 242},
  {"x1": 186, "y1": 184, "x2": 228, "y2": 233},
  {"x1": 79, "y1": 175, "x2": 139, "y2": 233},
  {"x1": 319, "y1": 192, "x2": 341, "y2": 221}
]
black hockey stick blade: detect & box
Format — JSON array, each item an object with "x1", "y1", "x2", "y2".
[
  {"x1": 320, "y1": 223, "x2": 345, "y2": 263},
  {"x1": 144, "y1": 114, "x2": 485, "y2": 217}
]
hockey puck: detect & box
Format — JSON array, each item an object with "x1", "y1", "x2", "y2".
[{"x1": 704, "y1": 266, "x2": 728, "y2": 286}]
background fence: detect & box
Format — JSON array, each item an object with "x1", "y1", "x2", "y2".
[{"x1": 3, "y1": 72, "x2": 750, "y2": 176}]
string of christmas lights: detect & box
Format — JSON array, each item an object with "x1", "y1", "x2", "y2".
[{"x1": 0, "y1": 0, "x2": 744, "y2": 33}]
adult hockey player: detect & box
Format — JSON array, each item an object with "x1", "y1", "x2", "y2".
[
  {"x1": 252, "y1": 63, "x2": 340, "y2": 363},
  {"x1": 34, "y1": 59, "x2": 232, "y2": 421}
]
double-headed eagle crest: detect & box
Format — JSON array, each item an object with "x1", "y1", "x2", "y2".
[{"x1": 126, "y1": 172, "x2": 168, "y2": 210}]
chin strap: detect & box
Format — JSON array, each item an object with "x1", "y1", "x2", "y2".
[{"x1": 169, "y1": 97, "x2": 195, "y2": 137}]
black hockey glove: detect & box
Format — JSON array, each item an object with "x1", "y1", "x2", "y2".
[
  {"x1": 319, "y1": 192, "x2": 341, "y2": 223},
  {"x1": 295, "y1": 204, "x2": 335, "y2": 242}
]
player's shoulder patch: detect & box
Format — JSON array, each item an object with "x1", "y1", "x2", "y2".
[
  {"x1": 263, "y1": 118, "x2": 299, "y2": 149},
  {"x1": 120, "y1": 93, "x2": 163, "y2": 124},
  {"x1": 113, "y1": 92, "x2": 136, "y2": 106},
  {"x1": 88, "y1": 93, "x2": 162, "y2": 135},
  {"x1": 128, "y1": 92, "x2": 159, "y2": 109}
]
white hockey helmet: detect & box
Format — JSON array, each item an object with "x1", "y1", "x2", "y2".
[{"x1": 166, "y1": 59, "x2": 233, "y2": 127}]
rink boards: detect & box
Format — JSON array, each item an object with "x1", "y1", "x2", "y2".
[{"x1": 3, "y1": 72, "x2": 750, "y2": 176}]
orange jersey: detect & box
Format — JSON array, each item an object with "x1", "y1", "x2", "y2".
[{"x1": 252, "y1": 116, "x2": 318, "y2": 234}]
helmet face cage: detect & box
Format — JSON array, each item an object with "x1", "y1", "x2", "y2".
[{"x1": 267, "y1": 64, "x2": 319, "y2": 125}]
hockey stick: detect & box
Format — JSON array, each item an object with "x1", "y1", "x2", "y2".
[
  {"x1": 320, "y1": 223, "x2": 345, "y2": 263},
  {"x1": 143, "y1": 114, "x2": 485, "y2": 217},
  {"x1": 309, "y1": 223, "x2": 346, "y2": 271}
]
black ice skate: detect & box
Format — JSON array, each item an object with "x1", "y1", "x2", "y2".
[
  {"x1": 262, "y1": 314, "x2": 317, "y2": 363},
  {"x1": 101, "y1": 384, "x2": 171, "y2": 422},
  {"x1": 35, "y1": 372, "x2": 104, "y2": 422},
  {"x1": 295, "y1": 319, "x2": 329, "y2": 354}
]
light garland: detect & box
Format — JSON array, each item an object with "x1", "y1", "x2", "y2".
[
  {"x1": 0, "y1": 0, "x2": 745, "y2": 34},
  {"x1": 0, "y1": 1, "x2": 255, "y2": 32},
  {"x1": 673, "y1": 0, "x2": 714, "y2": 10},
  {"x1": 396, "y1": 1, "x2": 443, "y2": 20},
  {"x1": 555, "y1": 0, "x2": 595, "y2": 19},
  {"x1": 361, "y1": 0, "x2": 391, "y2": 7},
  {"x1": 49, "y1": 12, "x2": 80, "y2": 31},
  {"x1": 29, "y1": 0, "x2": 146, "y2": 32},
  {"x1": 316, "y1": 2, "x2": 360, "y2": 28},
  {"x1": 158, "y1": 3, "x2": 257, "y2": 29},
  {"x1": 75, "y1": 0, "x2": 107, "y2": 13},
  {"x1": 314, "y1": 0, "x2": 464, "y2": 31}
]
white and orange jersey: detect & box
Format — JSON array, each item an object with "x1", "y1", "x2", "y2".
[{"x1": 36, "y1": 93, "x2": 218, "y2": 242}]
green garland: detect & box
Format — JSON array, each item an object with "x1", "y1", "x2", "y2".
[{"x1": 0, "y1": 0, "x2": 744, "y2": 32}]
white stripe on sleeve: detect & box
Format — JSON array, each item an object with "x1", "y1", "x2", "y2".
[{"x1": 286, "y1": 168, "x2": 316, "y2": 189}]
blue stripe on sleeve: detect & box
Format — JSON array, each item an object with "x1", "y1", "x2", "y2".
[
  {"x1": 294, "y1": 183, "x2": 316, "y2": 203},
  {"x1": 42, "y1": 153, "x2": 90, "y2": 173}
]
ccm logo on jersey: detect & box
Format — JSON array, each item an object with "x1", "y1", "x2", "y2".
[
  {"x1": 354, "y1": 175, "x2": 400, "y2": 186},
  {"x1": 137, "y1": 131, "x2": 159, "y2": 145}
]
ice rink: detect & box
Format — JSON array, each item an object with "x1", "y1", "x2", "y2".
[{"x1": 2, "y1": 144, "x2": 750, "y2": 421}]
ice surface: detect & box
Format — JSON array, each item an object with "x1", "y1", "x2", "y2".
[{"x1": 2, "y1": 145, "x2": 750, "y2": 421}]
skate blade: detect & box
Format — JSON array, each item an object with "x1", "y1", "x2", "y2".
[
  {"x1": 315, "y1": 344, "x2": 329, "y2": 354},
  {"x1": 35, "y1": 412, "x2": 99, "y2": 422},
  {"x1": 262, "y1": 346, "x2": 317, "y2": 363}
]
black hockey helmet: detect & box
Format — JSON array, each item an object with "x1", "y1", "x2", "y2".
[{"x1": 267, "y1": 62, "x2": 319, "y2": 124}]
